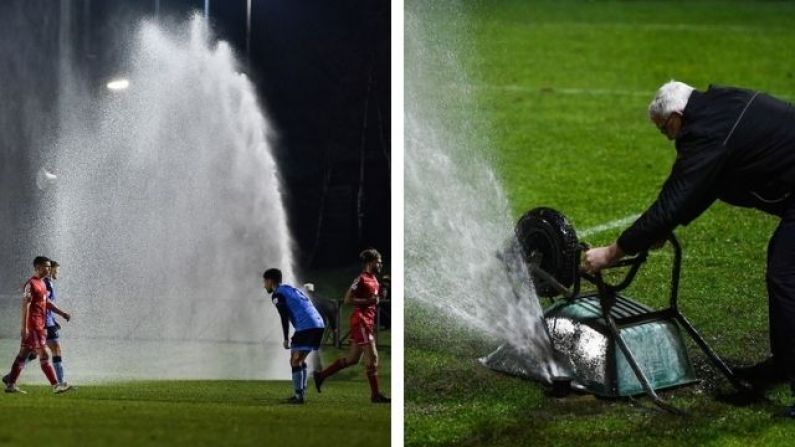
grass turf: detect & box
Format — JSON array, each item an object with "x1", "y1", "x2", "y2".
[
  {"x1": 0, "y1": 346, "x2": 390, "y2": 447},
  {"x1": 407, "y1": 1, "x2": 795, "y2": 445}
]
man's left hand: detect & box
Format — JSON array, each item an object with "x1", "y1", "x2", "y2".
[{"x1": 283, "y1": 339, "x2": 290, "y2": 350}]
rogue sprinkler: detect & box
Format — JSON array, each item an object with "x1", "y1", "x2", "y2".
[{"x1": 483, "y1": 207, "x2": 751, "y2": 414}]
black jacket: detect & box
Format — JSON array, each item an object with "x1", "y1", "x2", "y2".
[{"x1": 618, "y1": 86, "x2": 795, "y2": 254}]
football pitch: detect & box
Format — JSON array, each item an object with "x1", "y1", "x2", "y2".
[
  {"x1": 0, "y1": 346, "x2": 391, "y2": 447},
  {"x1": 407, "y1": 1, "x2": 795, "y2": 446}
]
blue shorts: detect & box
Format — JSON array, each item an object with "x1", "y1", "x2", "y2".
[
  {"x1": 291, "y1": 328, "x2": 324, "y2": 352},
  {"x1": 45, "y1": 325, "x2": 59, "y2": 342}
]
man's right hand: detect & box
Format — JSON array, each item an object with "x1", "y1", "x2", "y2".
[
  {"x1": 283, "y1": 339, "x2": 290, "y2": 350},
  {"x1": 583, "y1": 243, "x2": 625, "y2": 274},
  {"x1": 20, "y1": 329, "x2": 27, "y2": 341}
]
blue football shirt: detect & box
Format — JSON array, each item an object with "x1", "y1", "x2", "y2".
[{"x1": 272, "y1": 284, "x2": 324, "y2": 331}]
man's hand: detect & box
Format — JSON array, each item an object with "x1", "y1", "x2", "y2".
[
  {"x1": 62, "y1": 312, "x2": 71, "y2": 322},
  {"x1": 283, "y1": 339, "x2": 290, "y2": 350},
  {"x1": 20, "y1": 328, "x2": 28, "y2": 341},
  {"x1": 583, "y1": 243, "x2": 625, "y2": 274}
]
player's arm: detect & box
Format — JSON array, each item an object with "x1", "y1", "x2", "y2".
[
  {"x1": 20, "y1": 287, "x2": 31, "y2": 339},
  {"x1": 46, "y1": 300, "x2": 71, "y2": 322},
  {"x1": 272, "y1": 293, "x2": 290, "y2": 347},
  {"x1": 349, "y1": 295, "x2": 378, "y2": 306},
  {"x1": 348, "y1": 290, "x2": 378, "y2": 306},
  {"x1": 345, "y1": 279, "x2": 378, "y2": 306},
  {"x1": 343, "y1": 288, "x2": 354, "y2": 305}
]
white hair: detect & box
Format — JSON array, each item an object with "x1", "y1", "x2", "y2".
[{"x1": 648, "y1": 80, "x2": 695, "y2": 119}]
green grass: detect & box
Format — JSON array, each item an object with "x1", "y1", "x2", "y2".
[
  {"x1": 0, "y1": 346, "x2": 390, "y2": 447},
  {"x1": 407, "y1": 1, "x2": 795, "y2": 445}
]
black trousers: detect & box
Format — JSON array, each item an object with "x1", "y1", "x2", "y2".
[{"x1": 767, "y1": 199, "x2": 795, "y2": 394}]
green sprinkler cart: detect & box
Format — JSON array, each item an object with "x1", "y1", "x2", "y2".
[{"x1": 493, "y1": 207, "x2": 749, "y2": 414}]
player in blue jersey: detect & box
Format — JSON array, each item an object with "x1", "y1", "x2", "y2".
[
  {"x1": 263, "y1": 268, "x2": 325, "y2": 404},
  {"x1": 43, "y1": 260, "x2": 69, "y2": 387}
]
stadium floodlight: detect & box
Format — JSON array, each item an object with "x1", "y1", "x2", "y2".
[{"x1": 106, "y1": 79, "x2": 130, "y2": 91}]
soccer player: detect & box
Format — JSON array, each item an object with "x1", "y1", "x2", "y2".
[
  {"x1": 44, "y1": 260, "x2": 69, "y2": 386},
  {"x1": 2, "y1": 260, "x2": 69, "y2": 384},
  {"x1": 263, "y1": 268, "x2": 325, "y2": 404},
  {"x1": 3, "y1": 257, "x2": 72, "y2": 394},
  {"x1": 314, "y1": 248, "x2": 390, "y2": 403}
]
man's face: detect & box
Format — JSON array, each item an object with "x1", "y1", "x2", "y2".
[
  {"x1": 653, "y1": 112, "x2": 681, "y2": 141},
  {"x1": 50, "y1": 266, "x2": 59, "y2": 280},
  {"x1": 263, "y1": 278, "x2": 275, "y2": 293},
  {"x1": 372, "y1": 257, "x2": 383, "y2": 275},
  {"x1": 36, "y1": 262, "x2": 51, "y2": 278}
]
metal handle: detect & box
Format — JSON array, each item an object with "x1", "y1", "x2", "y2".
[{"x1": 580, "y1": 251, "x2": 647, "y2": 293}]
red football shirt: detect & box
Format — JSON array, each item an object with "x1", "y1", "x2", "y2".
[
  {"x1": 350, "y1": 272, "x2": 379, "y2": 327},
  {"x1": 24, "y1": 276, "x2": 48, "y2": 330}
]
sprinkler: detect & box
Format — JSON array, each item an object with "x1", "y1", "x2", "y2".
[{"x1": 486, "y1": 207, "x2": 749, "y2": 414}]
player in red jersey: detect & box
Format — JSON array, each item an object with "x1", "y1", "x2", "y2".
[
  {"x1": 314, "y1": 248, "x2": 390, "y2": 403},
  {"x1": 3, "y1": 257, "x2": 72, "y2": 394}
]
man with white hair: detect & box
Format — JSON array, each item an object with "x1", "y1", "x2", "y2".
[
  {"x1": 303, "y1": 283, "x2": 339, "y2": 339},
  {"x1": 584, "y1": 81, "x2": 795, "y2": 415}
]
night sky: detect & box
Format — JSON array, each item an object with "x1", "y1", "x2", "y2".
[{"x1": 209, "y1": 0, "x2": 391, "y2": 269}]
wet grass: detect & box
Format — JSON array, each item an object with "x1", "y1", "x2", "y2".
[
  {"x1": 406, "y1": 1, "x2": 795, "y2": 445},
  {"x1": 0, "y1": 345, "x2": 390, "y2": 447}
]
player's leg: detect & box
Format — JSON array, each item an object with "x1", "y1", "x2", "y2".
[
  {"x1": 316, "y1": 320, "x2": 328, "y2": 370},
  {"x1": 314, "y1": 335, "x2": 363, "y2": 392},
  {"x1": 303, "y1": 328, "x2": 325, "y2": 394},
  {"x1": 309, "y1": 350, "x2": 323, "y2": 387},
  {"x1": 4, "y1": 344, "x2": 34, "y2": 393},
  {"x1": 363, "y1": 332, "x2": 389, "y2": 403},
  {"x1": 301, "y1": 358, "x2": 309, "y2": 394},
  {"x1": 47, "y1": 326, "x2": 66, "y2": 385},
  {"x1": 16, "y1": 350, "x2": 38, "y2": 369},
  {"x1": 34, "y1": 342, "x2": 60, "y2": 391},
  {"x1": 287, "y1": 328, "x2": 320, "y2": 403},
  {"x1": 288, "y1": 350, "x2": 310, "y2": 404},
  {"x1": 46, "y1": 326, "x2": 66, "y2": 384}
]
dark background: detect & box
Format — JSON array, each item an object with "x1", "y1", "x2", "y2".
[{"x1": 0, "y1": 0, "x2": 390, "y2": 273}]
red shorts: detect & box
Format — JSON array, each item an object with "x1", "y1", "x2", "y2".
[
  {"x1": 350, "y1": 321, "x2": 374, "y2": 346},
  {"x1": 22, "y1": 328, "x2": 47, "y2": 350}
]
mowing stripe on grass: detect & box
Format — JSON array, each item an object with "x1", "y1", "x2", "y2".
[
  {"x1": 579, "y1": 213, "x2": 640, "y2": 238},
  {"x1": 466, "y1": 84, "x2": 795, "y2": 101},
  {"x1": 479, "y1": 85, "x2": 650, "y2": 97},
  {"x1": 464, "y1": 84, "x2": 649, "y2": 97}
]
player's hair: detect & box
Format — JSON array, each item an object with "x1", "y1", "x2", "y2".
[
  {"x1": 648, "y1": 80, "x2": 695, "y2": 120},
  {"x1": 50, "y1": 260, "x2": 59, "y2": 268},
  {"x1": 359, "y1": 248, "x2": 381, "y2": 264},
  {"x1": 263, "y1": 268, "x2": 282, "y2": 283},
  {"x1": 32, "y1": 256, "x2": 50, "y2": 267}
]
